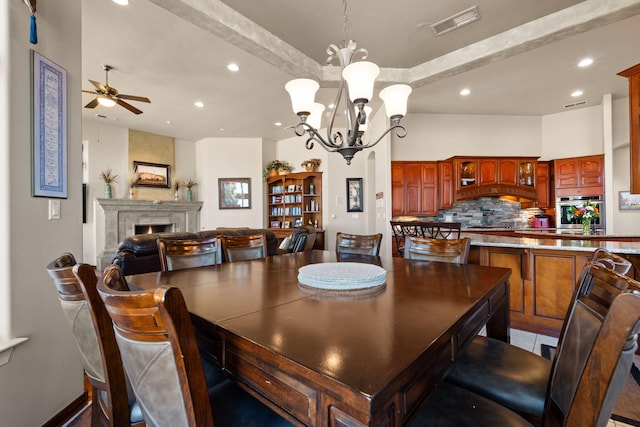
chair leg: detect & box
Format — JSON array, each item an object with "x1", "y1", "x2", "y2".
[{"x1": 90, "y1": 385, "x2": 102, "y2": 427}]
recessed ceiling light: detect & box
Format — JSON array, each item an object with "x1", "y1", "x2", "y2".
[
  {"x1": 194, "y1": 101, "x2": 204, "y2": 108},
  {"x1": 166, "y1": 121, "x2": 172, "y2": 125},
  {"x1": 460, "y1": 88, "x2": 471, "y2": 96},
  {"x1": 112, "y1": 0, "x2": 128, "y2": 5},
  {"x1": 274, "y1": 122, "x2": 282, "y2": 127},
  {"x1": 328, "y1": 103, "x2": 335, "y2": 109},
  {"x1": 219, "y1": 128, "x2": 225, "y2": 131},
  {"x1": 571, "y1": 90, "x2": 583, "y2": 97},
  {"x1": 578, "y1": 58, "x2": 594, "y2": 67},
  {"x1": 227, "y1": 63, "x2": 240, "y2": 72}
]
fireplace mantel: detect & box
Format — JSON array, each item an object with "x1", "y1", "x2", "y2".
[{"x1": 96, "y1": 199, "x2": 203, "y2": 269}]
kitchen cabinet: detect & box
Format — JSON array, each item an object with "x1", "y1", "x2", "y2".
[
  {"x1": 617, "y1": 63, "x2": 640, "y2": 194},
  {"x1": 267, "y1": 172, "x2": 323, "y2": 248},
  {"x1": 554, "y1": 154, "x2": 604, "y2": 197},
  {"x1": 438, "y1": 161, "x2": 453, "y2": 209},
  {"x1": 450, "y1": 156, "x2": 538, "y2": 201},
  {"x1": 535, "y1": 161, "x2": 553, "y2": 208},
  {"x1": 391, "y1": 162, "x2": 438, "y2": 216}
]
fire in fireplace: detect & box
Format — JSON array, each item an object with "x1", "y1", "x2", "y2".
[{"x1": 134, "y1": 224, "x2": 174, "y2": 234}]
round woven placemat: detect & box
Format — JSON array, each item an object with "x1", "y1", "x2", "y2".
[{"x1": 297, "y1": 262, "x2": 387, "y2": 291}]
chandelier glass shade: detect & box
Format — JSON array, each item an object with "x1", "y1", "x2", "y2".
[{"x1": 284, "y1": 2, "x2": 411, "y2": 165}]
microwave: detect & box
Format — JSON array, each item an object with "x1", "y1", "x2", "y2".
[{"x1": 555, "y1": 196, "x2": 605, "y2": 230}]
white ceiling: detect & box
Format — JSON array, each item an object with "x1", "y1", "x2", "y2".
[{"x1": 81, "y1": 0, "x2": 640, "y2": 143}]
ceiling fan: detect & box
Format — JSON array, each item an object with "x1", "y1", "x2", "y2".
[{"x1": 83, "y1": 65, "x2": 150, "y2": 115}]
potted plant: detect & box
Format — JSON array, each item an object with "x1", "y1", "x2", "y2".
[
  {"x1": 172, "y1": 175, "x2": 182, "y2": 200},
  {"x1": 184, "y1": 178, "x2": 197, "y2": 201},
  {"x1": 263, "y1": 160, "x2": 289, "y2": 180},
  {"x1": 99, "y1": 168, "x2": 118, "y2": 198},
  {"x1": 301, "y1": 158, "x2": 321, "y2": 172}
]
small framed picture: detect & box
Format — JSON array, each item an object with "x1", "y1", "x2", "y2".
[
  {"x1": 270, "y1": 220, "x2": 281, "y2": 228},
  {"x1": 287, "y1": 184, "x2": 296, "y2": 193},
  {"x1": 619, "y1": 191, "x2": 640, "y2": 210},
  {"x1": 283, "y1": 221, "x2": 291, "y2": 228},
  {"x1": 294, "y1": 218, "x2": 302, "y2": 227},
  {"x1": 346, "y1": 178, "x2": 363, "y2": 212},
  {"x1": 218, "y1": 178, "x2": 251, "y2": 209}
]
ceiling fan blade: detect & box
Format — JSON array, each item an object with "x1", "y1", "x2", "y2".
[
  {"x1": 116, "y1": 99, "x2": 143, "y2": 115},
  {"x1": 89, "y1": 79, "x2": 108, "y2": 93},
  {"x1": 117, "y1": 94, "x2": 151, "y2": 103},
  {"x1": 82, "y1": 89, "x2": 98, "y2": 95},
  {"x1": 84, "y1": 99, "x2": 99, "y2": 109}
]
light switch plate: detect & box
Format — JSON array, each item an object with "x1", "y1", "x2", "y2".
[{"x1": 48, "y1": 199, "x2": 61, "y2": 220}]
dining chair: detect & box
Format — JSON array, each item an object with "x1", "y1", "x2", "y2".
[
  {"x1": 46, "y1": 254, "x2": 144, "y2": 427},
  {"x1": 96, "y1": 269, "x2": 293, "y2": 427},
  {"x1": 220, "y1": 232, "x2": 268, "y2": 262},
  {"x1": 389, "y1": 221, "x2": 421, "y2": 257},
  {"x1": 404, "y1": 236, "x2": 471, "y2": 264},
  {"x1": 409, "y1": 263, "x2": 640, "y2": 427},
  {"x1": 335, "y1": 232, "x2": 383, "y2": 256},
  {"x1": 443, "y1": 252, "x2": 634, "y2": 425},
  {"x1": 420, "y1": 221, "x2": 462, "y2": 239},
  {"x1": 157, "y1": 236, "x2": 219, "y2": 271}
]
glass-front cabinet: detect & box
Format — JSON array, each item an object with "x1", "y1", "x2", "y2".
[{"x1": 519, "y1": 161, "x2": 535, "y2": 187}]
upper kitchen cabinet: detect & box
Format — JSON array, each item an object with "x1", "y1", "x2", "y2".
[
  {"x1": 554, "y1": 154, "x2": 604, "y2": 197},
  {"x1": 438, "y1": 161, "x2": 454, "y2": 209},
  {"x1": 535, "y1": 161, "x2": 553, "y2": 209},
  {"x1": 618, "y1": 63, "x2": 640, "y2": 194},
  {"x1": 450, "y1": 156, "x2": 538, "y2": 202},
  {"x1": 391, "y1": 161, "x2": 438, "y2": 216}
]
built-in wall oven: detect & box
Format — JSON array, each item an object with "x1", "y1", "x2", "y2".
[{"x1": 556, "y1": 195, "x2": 605, "y2": 231}]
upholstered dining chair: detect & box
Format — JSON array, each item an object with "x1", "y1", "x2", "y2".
[
  {"x1": 442, "y1": 252, "x2": 634, "y2": 425},
  {"x1": 404, "y1": 236, "x2": 471, "y2": 264},
  {"x1": 96, "y1": 267, "x2": 293, "y2": 427},
  {"x1": 220, "y1": 232, "x2": 268, "y2": 262},
  {"x1": 46, "y1": 254, "x2": 144, "y2": 427},
  {"x1": 335, "y1": 232, "x2": 383, "y2": 256},
  {"x1": 409, "y1": 263, "x2": 640, "y2": 427},
  {"x1": 157, "y1": 236, "x2": 219, "y2": 271}
]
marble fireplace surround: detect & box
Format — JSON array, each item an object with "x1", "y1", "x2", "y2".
[{"x1": 96, "y1": 199, "x2": 203, "y2": 270}]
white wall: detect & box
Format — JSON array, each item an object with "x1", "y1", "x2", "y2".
[
  {"x1": 195, "y1": 137, "x2": 266, "y2": 229},
  {"x1": 541, "y1": 105, "x2": 604, "y2": 160},
  {"x1": 1, "y1": 1, "x2": 85, "y2": 426}
]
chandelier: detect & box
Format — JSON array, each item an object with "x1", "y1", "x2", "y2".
[{"x1": 285, "y1": 0, "x2": 412, "y2": 165}]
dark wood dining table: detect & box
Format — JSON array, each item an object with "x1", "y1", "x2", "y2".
[{"x1": 127, "y1": 250, "x2": 511, "y2": 426}]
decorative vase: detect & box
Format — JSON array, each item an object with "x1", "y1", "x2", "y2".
[
  {"x1": 186, "y1": 188, "x2": 193, "y2": 201},
  {"x1": 104, "y1": 183, "x2": 112, "y2": 199},
  {"x1": 305, "y1": 165, "x2": 316, "y2": 172},
  {"x1": 174, "y1": 190, "x2": 179, "y2": 201},
  {"x1": 129, "y1": 188, "x2": 134, "y2": 199},
  {"x1": 582, "y1": 218, "x2": 591, "y2": 235},
  {"x1": 269, "y1": 169, "x2": 279, "y2": 177}
]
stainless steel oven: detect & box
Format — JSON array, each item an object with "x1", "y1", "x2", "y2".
[{"x1": 556, "y1": 195, "x2": 605, "y2": 231}]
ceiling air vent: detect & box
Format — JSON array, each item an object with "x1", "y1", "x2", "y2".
[
  {"x1": 431, "y1": 6, "x2": 480, "y2": 36},
  {"x1": 563, "y1": 100, "x2": 587, "y2": 109}
]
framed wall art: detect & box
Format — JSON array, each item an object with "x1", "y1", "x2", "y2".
[
  {"x1": 133, "y1": 161, "x2": 171, "y2": 188},
  {"x1": 619, "y1": 191, "x2": 640, "y2": 210},
  {"x1": 346, "y1": 178, "x2": 363, "y2": 212},
  {"x1": 31, "y1": 51, "x2": 68, "y2": 198},
  {"x1": 219, "y1": 178, "x2": 251, "y2": 209}
]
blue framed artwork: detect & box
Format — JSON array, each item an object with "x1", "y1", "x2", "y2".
[{"x1": 31, "y1": 50, "x2": 67, "y2": 198}]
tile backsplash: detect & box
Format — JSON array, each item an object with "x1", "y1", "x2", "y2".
[{"x1": 396, "y1": 197, "x2": 543, "y2": 228}]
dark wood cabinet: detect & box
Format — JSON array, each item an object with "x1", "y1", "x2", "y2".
[
  {"x1": 438, "y1": 161, "x2": 453, "y2": 209},
  {"x1": 391, "y1": 162, "x2": 438, "y2": 216},
  {"x1": 618, "y1": 63, "x2": 640, "y2": 194},
  {"x1": 450, "y1": 156, "x2": 538, "y2": 202},
  {"x1": 535, "y1": 161, "x2": 552, "y2": 208},
  {"x1": 554, "y1": 154, "x2": 604, "y2": 196}
]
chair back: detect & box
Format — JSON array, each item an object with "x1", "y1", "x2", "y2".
[
  {"x1": 420, "y1": 221, "x2": 462, "y2": 239},
  {"x1": 157, "y1": 237, "x2": 219, "y2": 271},
  {"x1": 543, "y1": 264, "x2": 640, "y2": 427},
  {"x1": 389, "y1": 221, "x2": 420, "y2": 257},
  {"x1": 47, "y1": 255, "x2": 140, "y2": 427},
  {"x1": 404, "y1": 236, "x2": 471, "y2": 264},
  {"x1": 591, "y1": 248, "x2": 632, "y2": 275},
  {"x1": 289, "y1": 225, "x2": 316, "y2": 253},
  {"x1": 335, "y1": 232, "x2": 383, "y2": 256},
  {"x1": 98, "y1": 271, "x2": 214, "y2": 427},
  {"x1": 220, "y1": 232, "x2": 267, "y2": 262}
]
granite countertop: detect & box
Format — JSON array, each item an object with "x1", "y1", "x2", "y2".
[{"x1": 462, "y1": 232, "x2": 640, "y2": 254}]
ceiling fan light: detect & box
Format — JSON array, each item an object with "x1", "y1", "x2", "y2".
[
  {"x1": 97, "y1": 96, "x2": 116, "y2": 107},
  {"x1": 379, "y1": 84, "x2": 412, "y2": 118},
  {"x1": 307, "y1": 103, "x2": 326, "y2": 129},
  {"x1": 342, "y1": 61, "x2": 380, "y2": 102},
  {"x1": 285, "y1": 78, "x2": 319, "y2": 116}
]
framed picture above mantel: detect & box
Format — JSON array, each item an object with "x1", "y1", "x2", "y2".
[{"x1": 133, "y1": 161, "x2": 170, "y2": 188}]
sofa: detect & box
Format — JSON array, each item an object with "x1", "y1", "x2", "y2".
[{"x1": 112, "y1": 228, "x2": 278, "y2": 275}]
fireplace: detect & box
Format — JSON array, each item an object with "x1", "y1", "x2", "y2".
[
  {"x1": 96, "y1": 199, "x2": 203, "y2": 269},
  {"x1": 134, "y1": 224, "x2": 174, "y2": 234}
]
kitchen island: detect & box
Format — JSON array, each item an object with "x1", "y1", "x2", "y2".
[{"x1": 463, "y1": 232, "x2": 640, "y2": 336}]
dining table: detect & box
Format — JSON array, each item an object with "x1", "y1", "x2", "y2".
[{"x1": 127, "y1": 250, "x2": 511, "y2": 426}]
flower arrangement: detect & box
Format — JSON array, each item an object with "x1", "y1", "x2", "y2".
[
  {"x1": 569, "y1": 199, "x2": 600, "y2": 220},
  {"x1": 184, "y1": 178, "x2": 197, "y2": 190},
  {"x1": 301, "y1": 158, "x2": 321, "y2": 171},
  {"x1": 99, "y1": 168, "x2": 118, "y2": 184}
]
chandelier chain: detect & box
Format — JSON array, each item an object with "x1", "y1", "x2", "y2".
[{"x1": 341, "y1": 0, "x2": 349, "y2": 47}]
